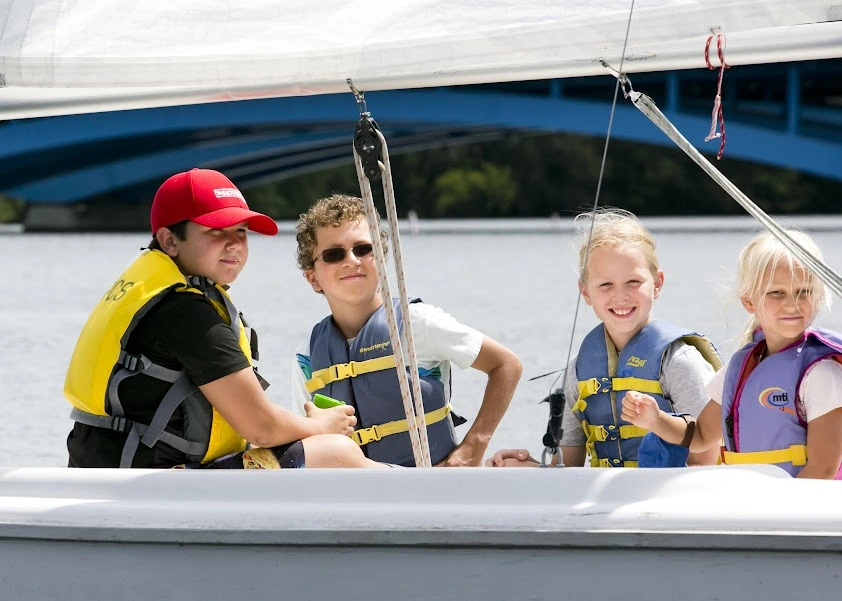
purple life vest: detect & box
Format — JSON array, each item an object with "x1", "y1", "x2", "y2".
[{"x1": 721, "y1": 328, "x2": 842, "y2": 477}]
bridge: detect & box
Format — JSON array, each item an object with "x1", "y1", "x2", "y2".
[{"x1": 1, "y1": 59, "x2": 839, "y2": 230}]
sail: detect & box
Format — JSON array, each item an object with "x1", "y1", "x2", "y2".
[{"x1": 0, "y1": 0, "x2": 840, "y2": 119}]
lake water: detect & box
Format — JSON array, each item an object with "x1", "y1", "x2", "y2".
[{"x1": 4, "y1": 216, "x2": 842, "y2": 467}]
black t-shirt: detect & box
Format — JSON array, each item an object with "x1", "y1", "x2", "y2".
[{"x1": 67, "y1": 291, "x2": 252, "y2": 468}]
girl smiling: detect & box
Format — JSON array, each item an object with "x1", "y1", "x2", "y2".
[
  {"x1": 489, "y1": 208, "x2": 721, "y2": 468},
  {"x1": 623, "y1": 230, "x2": 842, "y2": 479}
]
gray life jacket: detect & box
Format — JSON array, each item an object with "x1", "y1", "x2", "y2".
[{"x1": 308, "y1": 298, "x2": 458, "y2": 466}]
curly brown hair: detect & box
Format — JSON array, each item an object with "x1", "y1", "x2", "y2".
[{"x1": 295, "y1": 194, "x2": 389, "y2": 272}]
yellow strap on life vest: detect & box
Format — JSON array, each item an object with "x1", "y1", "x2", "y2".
[
  {"x1": 576, "y1": 376, "x2": 662, "y2": 402},
  {"x1": 590, "y1": 456, "x2": 639, "y2": 468},
  {"x1": 611, "y1": 377, "x2": 663, "y2": 395},
  {"x1": 721, "y1": 444, "x2": 808, "y2": 467},
  {"x1": 577, "y1": 377, "x2": 604, "y2": 401},
  {"x1": 582, "y1": 422, "x2": 649, "y2": 443},
  {"x1": 306, "y1": 355, "x2": 397, "y2": 393},
  {"x1": 351, "y1": 404, "x2": 453, "y2": 446},
  {"x1": 571, "y1": 398, "x2": 588, "y2": 416}
]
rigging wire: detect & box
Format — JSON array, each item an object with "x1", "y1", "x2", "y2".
[
  {"x1": 349, "y1": 80, "x2": 432, "y2": 468},
  {"x1": 541, "y1": 0, "x2": 638, "y2": 466},
  {"x1": 625, "y1": 90, "x2": 842, "y2": 299}
]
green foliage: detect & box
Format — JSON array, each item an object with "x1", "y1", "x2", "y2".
[
  {"x1": 0, "y1": 195, "x2": 25, "y2": 223},
  {"x1": 433, "y1": 163, "x2": 517, "y2": 217},
  {"x1": 244, "y1": 165, "x2": 360, "y2": 220},
  {"x1": 4, "y1": 134, "x2": 839, "y2": 224},
  {"x1": 240, "y1": 132, "x2": 840, "y2": 220}
]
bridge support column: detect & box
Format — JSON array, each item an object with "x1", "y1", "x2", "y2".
[
  {"x1": 666, "y1": 72, "x2": 679, "y2": 113},
  {"x1": 786, "y1": 64, "x2": 800, "y2": 135}
]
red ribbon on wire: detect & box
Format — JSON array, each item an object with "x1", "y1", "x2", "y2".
[{"x1": 704, "y1": 33, "x2": 730, "y2": 160}]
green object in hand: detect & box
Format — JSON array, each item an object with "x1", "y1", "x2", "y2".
[{"x1": 313, "y1": 393, "x2": 345, "y2": 409}]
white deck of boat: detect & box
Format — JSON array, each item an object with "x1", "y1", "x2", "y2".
[
  {"x1": 1, "y1": 465, "x2": 840, "y2": 600},
  {"x1": 1, "y1": 464, "x2": 840, "y2": 545}
]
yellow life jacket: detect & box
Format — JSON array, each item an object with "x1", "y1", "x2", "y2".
[{"x1": 64, "y1": 249, "x2": 251, "y2": 466}]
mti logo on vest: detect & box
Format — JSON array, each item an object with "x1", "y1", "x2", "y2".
[{"x1": 759, "y1": 387, "x2": 796, "y2": 415}]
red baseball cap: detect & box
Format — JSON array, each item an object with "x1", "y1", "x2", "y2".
[{"x1": 150, "y1": 168, "x2": 278, "y2": 236}]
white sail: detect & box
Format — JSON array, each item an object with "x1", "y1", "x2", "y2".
[{"x1": 0, "y1": 0, "x2": 840, "y2": 118}]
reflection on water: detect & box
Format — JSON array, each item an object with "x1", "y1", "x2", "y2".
[{"x1": 4, "y1": 217, "x2": 842, "y2": 467}]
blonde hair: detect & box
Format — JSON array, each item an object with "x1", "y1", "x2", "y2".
[
  {"x1": 295, "y1": 194, "x2": 389, "y2": 272},
  {"x1": 574, "y1": 207, "x2": 659, "y2": 283},
  {"x1": 736, "y1": 229, "x2": 830, "y2": 345}
]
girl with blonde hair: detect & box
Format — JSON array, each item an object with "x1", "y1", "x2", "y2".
[
  {"x1": 623, "y1": 229, "x2": 842, "y2": 479},
  {"x1": 489, "y1": 208, "x2": 721, "y2": 468}
]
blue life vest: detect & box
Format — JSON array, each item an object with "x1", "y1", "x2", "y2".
[
  {"x1": 721, "y1": 328, "x2": 842, "y2": 478},
  {"x1": 573, "y1": 320, "x2": 721, "y2": 467},
  {"x1": 308, "y1": 298, "x2": 457, "y2": 466}
]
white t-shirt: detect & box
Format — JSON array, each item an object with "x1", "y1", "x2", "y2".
[
  {"x1": 560, "y1": 341, "x2": 716, "y2": 447},
  {"x1": 706, "y1": 356, "x2": 842, "y2": 422},
  {"x1": 291, "y1": 302, "x2": 483, "y2": 410}
]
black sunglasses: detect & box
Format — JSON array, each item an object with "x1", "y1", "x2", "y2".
[{"x1": 314, "y1": 243, "x2": 374, "y2": 264}]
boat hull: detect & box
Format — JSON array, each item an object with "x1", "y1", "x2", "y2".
[{"x1": 1, "y1": 466, "x2": 840, "y2": 600}]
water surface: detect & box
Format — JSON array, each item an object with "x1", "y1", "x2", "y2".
[{"x1": 4, "y1": 217, "x2": 842, "y2": 466}]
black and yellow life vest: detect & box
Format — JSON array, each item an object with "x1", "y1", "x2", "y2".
[{"x1": 64, "y1": 249, "x2": 254, "y2": 467}]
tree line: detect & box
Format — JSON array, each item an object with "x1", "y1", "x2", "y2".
[
  {"x1": 2, "y1": 132, "x2": 837, "y2": 224},
  {"x1": 244, "y1": 132, "x2": 840, "y2": 220}
]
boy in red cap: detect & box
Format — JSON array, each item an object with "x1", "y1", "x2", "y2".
[{"x1": 65, "y1": 169, "x2": 378, "y2": 469}]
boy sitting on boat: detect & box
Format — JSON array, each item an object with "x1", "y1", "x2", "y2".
[
  {"x1": 65, "y1": 169, "x2": 380, "y2": 470},
  {"x1": 292, "y1": 194, "x2": 522, "y2": 466}
]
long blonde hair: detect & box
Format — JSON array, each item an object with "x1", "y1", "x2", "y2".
[
  {"x1": 574, "y1": 207, "x2": 659, "y2": 283},
  {"x1": 736, "y1": 230, "x2": 830, "y2": 345}
]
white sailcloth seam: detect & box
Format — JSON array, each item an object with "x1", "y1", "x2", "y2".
[
  {"x1": 627, "y1": 91, "x2": 842, "y2": 300},
  {"x1": 353, "y1": 143, "x2": 432, "y2": 468}
]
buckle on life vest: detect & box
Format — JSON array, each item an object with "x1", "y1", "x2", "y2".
[
  {"x1": 330, "y1": 361, "x2": 358, "y2": 382},
  {"x1": 352, "y1": 424, "x2": 382, "y2": 446},
  {"x1": 109, "y1": 416, "x2": 130, "y2": 432},
  {"x1": 583, "y1": 423, "x2": 617, "y2": 443},
  {"x1": 578, "y1": 378, "x2": 606, "y2": 399},
  {"x1": 118, "y1": 351, "x2": 142, "y2": 372}
]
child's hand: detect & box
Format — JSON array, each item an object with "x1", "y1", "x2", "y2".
[
  {"x1": 304, "y1": 401, "x2": 358, "y2": 436},
  {"x1": 620, "y1": 391, "x2": 661, "y2": 430},
  {"x1": 484, "y1": 448, "x2": 539, "y2": 467}
]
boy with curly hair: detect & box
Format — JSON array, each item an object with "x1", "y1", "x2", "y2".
[{"x1": 292, "y1": 194, "x2": 522, "y2": 467}]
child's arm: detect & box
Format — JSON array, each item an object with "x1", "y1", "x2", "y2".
[
  {"x1": 485, "y1": 448, "x2": 540, "y2": 467},
  {"x1": 660, "y1": 343, "x2": 719, "y2": 465},
  {"x1": 621, "y1": 391, "x2": 722, "y2": 453},
  {"x1": 794, "y1": 359, "x2": 842, "y2": 479},
  {"x1": 200, "y1": 367, "x2": 357, "y2": 447},
  {"x1": 798, "y1": 408, "x2": 842, "y2": 479},
  {"x1": 443, "y1": 336, "x2": 522, "y2": 467}
]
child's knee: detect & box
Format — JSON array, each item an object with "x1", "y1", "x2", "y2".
[{"x1": 303, "y1": 434, "x2": 364, "y2": 467}]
